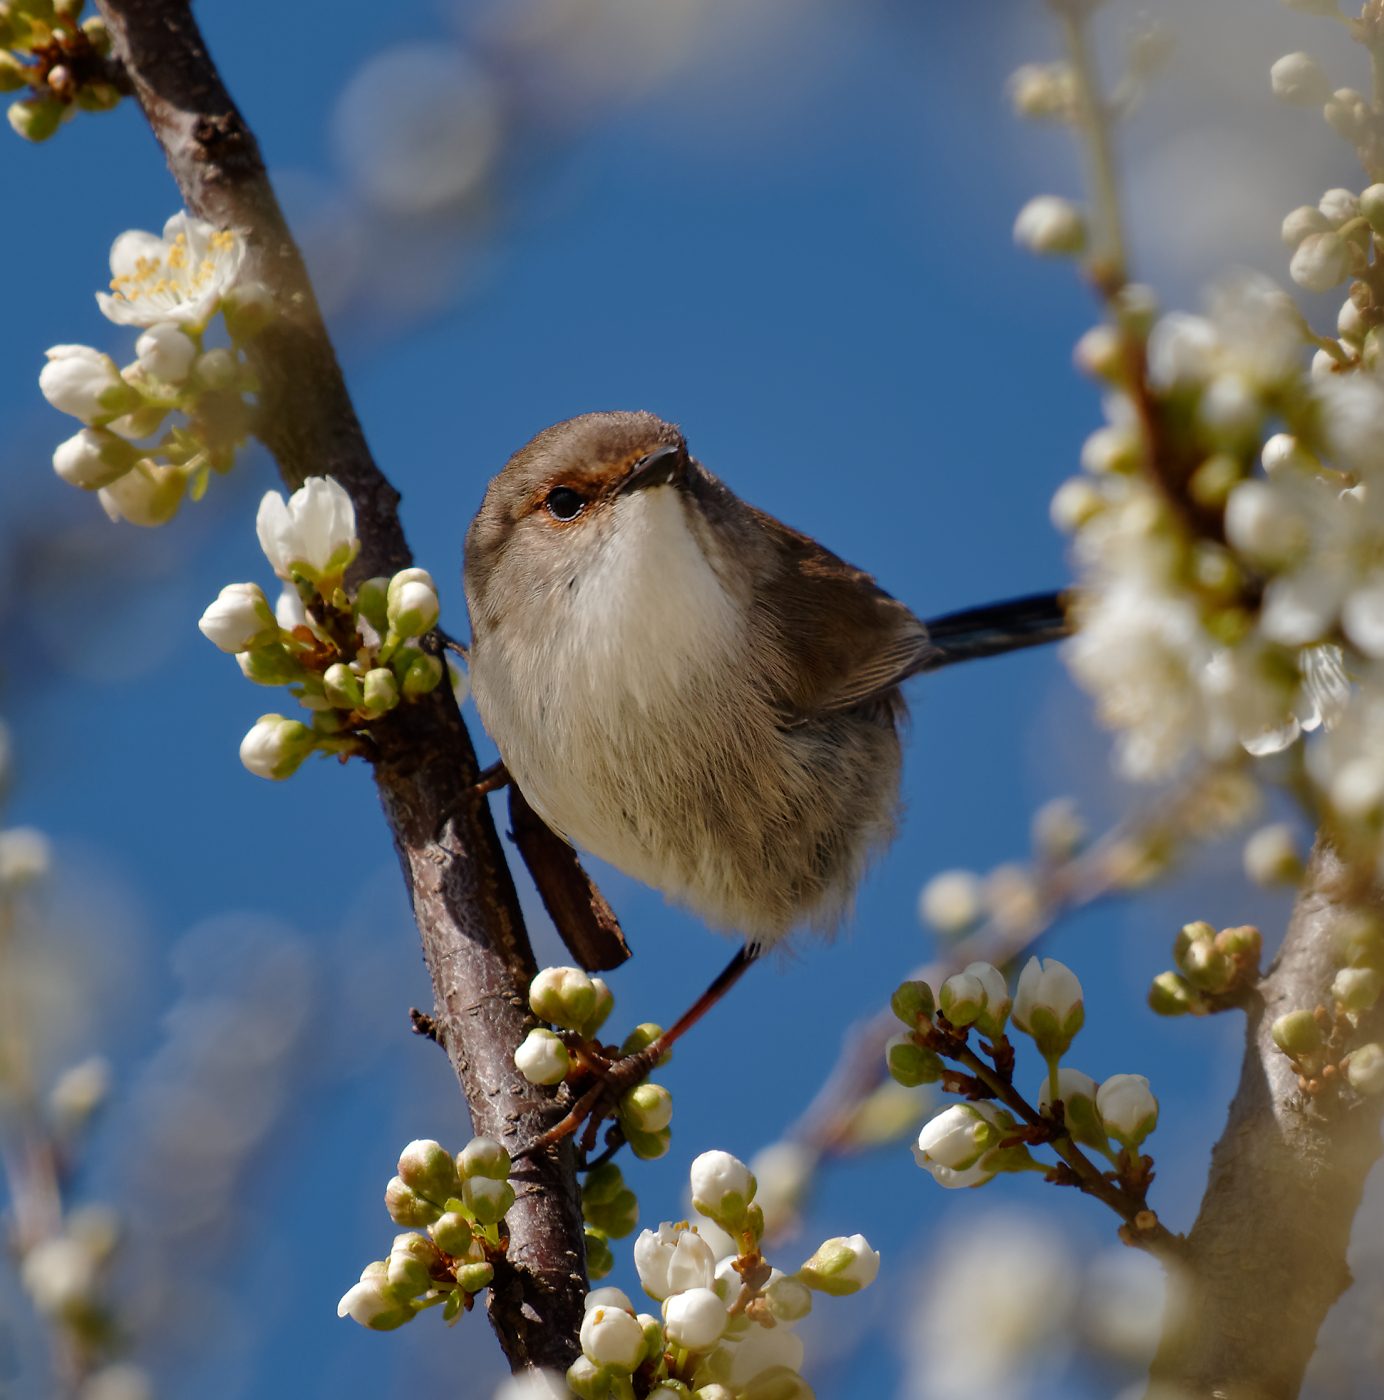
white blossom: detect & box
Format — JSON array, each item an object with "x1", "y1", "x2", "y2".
[
  {"x1": 634, "y1": 1222, "x2": 717, "y2": 1301},
  {"x1": 336, "y1": 1273, "x2": 404, "y2": 1329},
  {"x1": 97, "y1": 212, "x2": 246, "y2": 329},
  {"x1": 1012, "y1": 956, "x2": 1084, "y2": 1058},
  {"x1": 198, "y1": 582, "x2": 277, "y2": 653},
  {"x1": 52, "y1": 427, "x2": 137, "y2": 490},
  {"x1": 97, "y1": 461, "x2": 185, "y2": 527},
  {"x1": 255, "y1": 476, "x2": 359, "y2": 584},
  {"x1": 663, "y1": 1286, "x2": 728, "y2": 1349},
  {"x1": 40, "y1": 345, "x2": 138, "y2": 424}
]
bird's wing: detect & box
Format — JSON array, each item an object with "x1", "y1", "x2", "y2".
[{"x1": 748, "y1": 505, "x2": 934, "y2": 720}]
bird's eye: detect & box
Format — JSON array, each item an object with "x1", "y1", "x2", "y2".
[{"x1": 545, "y1": 487, "x2": 585, "y2": 521}]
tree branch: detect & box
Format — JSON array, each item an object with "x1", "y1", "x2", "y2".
[
  {"x1": 1148, "y1": 839, "x2": 1384, "y2": 1397},
  {"x1": 92, "y1": 0, "x2": 587, "y2": 1370}
]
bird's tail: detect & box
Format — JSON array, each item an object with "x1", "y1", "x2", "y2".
[{"x1": 917, "y1": 590, "x2": 1071, "y2": 672}]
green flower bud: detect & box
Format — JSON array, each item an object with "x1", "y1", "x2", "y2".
[
  {"x1": 626, "y1": 1125, "x2": 671, "y2": 1160},
  {"x1": 765, "y1": 1275, "x2": 813, "y2": 1322},
  {"x1": 566, "y1": 1355, "x2": 607, "y2": 1400},
  {"x1": 354, "y1": 576, "x2": 390, "y2": 635},
  {"x1": 428, "y1": 1211, "x2": 473, "y2": 1256},
  {"x1": 1271, "y1": 1009, "x2": 1323, "y2": 1057},
  {"x1": 387, "y1": 1231, "x2": 442, "y2": 1297},
  {"x1": 585, "y1": 1186, "x2": 639, "y2": 1240},
  {"x1": 619, "y1": 1082, "x2": 673, "y2": 1135},
  {"x1": 886, "y1": 1035, "x2": 942, "y2": 1087},
  {"x1": 580, "y1": 976, "x2": 615, "y2": 1040},
  {"x1": 939, "y1": 970, "x2": 984, "y2": 1027},
  {"x1": 530, "y1": 966, "x2": 599, "y2": 1032},
  {"x1": 891, "y1": 979, "x2": 935, "y2": 1026},
  {"x1": 1216, "y1": 924, "x2": 1262, "y2": 965},
  {"x1": 401, "y1": 653, "x2": 444, "y2": 698},
  {"x1": 585, "y1": 1227, "x2": 614, "y2": 1281},
  {"x1": 1174, "y1": 920, "x2": 1216, "y2": 963},
  {"x1": 8, "y1": 95, "x2": 66, "y2": 142},
  {"x1": 397, "y1": 1138, "x2": 462, "y2": 1204},
  {"x1": 1345, "y1": 1042, "x2": 1384, "y2": 1095},
  {"x1": 620, "y1": 1022, "x2": 667, "y2": 1059},
  {"x1": 581, "y1": 1161, "x2": 627, "y2": 1208},
  {"x1": 236, "y1": 643, "x2": 305, "y2": 686},
  {"x1": 361, "y1": 666, "x2": 399, "y2": 717},
  {"x1": 737, "y1": 1371, "x2": 813, "y2": 1400},
  {"x1": 1148, "y1": 970, "x2": 1200, "y2": 1016},
  {"x1": 454, "y1": 1260, "x2": 495, "y2": 1293},
  {"x1": 458, "y1": 1135, "x2": 511, "y2": 1181},
  {"x1": 462, "y1": 1175, "x2": 515, "y2": 1225},
  {"x1": 385, "y1": 1174, "x2": 441, "y2": 1227},
  {"x1": 1181, "y1": 937, "x2": 1234, "y2": 994},
  {"x1": 1012, "y1": 957, "x2": 1084, "y2": 1059},
  {"x1": 322, "y1": 662, "x2": 363, "y2": 710},
  {"x1": 797, "y1": 1233, "x2": 879, "y2": 1296},
  {"x1": 1333, "y1": 966, "x2": 1383, "y2": 1013},
  {"x1": 0, "y1": 51, "x2": 24, "y2": 92}
]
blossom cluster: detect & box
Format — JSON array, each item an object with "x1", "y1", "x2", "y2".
[
  {"x1": 337, "y1": 1135, "x2": 517, "y2": 1332},
  {"x1": 199, "y1": 475, "x2": 446, "y2": 780},
  {"x1": 1011, "y1": 10, "x2": 1384, "y2": 894},
  {"x1": 40, "y1": 212, "x2": 269, "y2": 525},
  {"x1": 570, "y1": 1149, "x2": 877, "y2": 1399},
  {"x1": 892, "y1": 958, "x2": 1161, "y2": 1229},
  {"x1": 1, "y1": 0, "x2": 123, "y2": 142}
]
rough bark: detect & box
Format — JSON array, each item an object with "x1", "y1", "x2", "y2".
[
  {"x1": 1148, "y1": 840, "x2": 1384, "y2": 1398},
  {"x1": 92, "y1": 0, "x2": 587, "y2": 1370}
]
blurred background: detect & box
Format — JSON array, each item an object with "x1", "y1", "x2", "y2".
[{"x1": 0, "y1": 0, "x2": 1379, "y2": 1396}]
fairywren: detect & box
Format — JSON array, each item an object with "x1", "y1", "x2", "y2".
[{"x1": 464, "y1": 411, "x2": 1065, "y2": 949}]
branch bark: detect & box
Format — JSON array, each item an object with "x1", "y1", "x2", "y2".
[
  {"x1": 1147, "y1": 839, "x2": 1384, "y2": 1398},
  {"x1": 92, "y1": 0, "x2": 588, "y2": 1370}
]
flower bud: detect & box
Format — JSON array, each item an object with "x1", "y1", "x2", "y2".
[
  {"x1": 48, "y1": 1057, "x2": 110, "y2": 1130},
  {"x1": 565, "y1": 1355, "x2": 607, "y2": 1400},
  {"x1": 620, "y1": 1081, "x2": 673, "y2": 1134},
  {"x1": 939, "y1": 970, "x2": 985, "y2": 1027},
  {"x1": 1345, "y1": 1042, "x2": 1384, "y2": 1094},
  {"x1": 919, "y1": 870, "x2": 981, "y2": 933},
  {"x1": 428, "y1": 1211, "x2": 473, "y2": 1255},
  {"x1": 1290, "y1": 232, "x2": 1350, "y2": 292},
  {"x1": 1271, "y1": 1009, "x2": 1323, "y2": 1057},
  {"x1": 1073, "y1": 324, "x2": 1123, "y2": 379},
  {"x1": 1224, "y1": 480, "x2": 1306, "y2": 568},
  {"x1": 765, "y1": 1274, "x2": 813, "y2": 1322},
  {"x1": 1360, "y1": 184, "x2": 1384, "y2": 235},
  {"x1": 238, "y1": 714, "x2": 314, "y2": 780},
  {"x1": 401, "y1": 653, "x2": 444, "y2": 697},
  {"x1": 397, "y1": 1138, "x2": 463, "y2": 1206},
  {"x1": 580, "y1": 1301, "x2": 645, "y2": 1370},
  {"x1": 886, "y1": 1035, "x2": 942, "y2": 1087},
  {"x1": 223, "y1": 280, "x2": 276, "y2": 341},
  {"x1": 1270, "y1": 52, "x2": 1332, "y2": 106},
  {"x1": 134, "y1": 323, "x2": 198, "y2": 383},
  {"x1": 1081, "y1": 424, "x2": 1142, "y2": 475},
  {"x1": 585, "y1": 1228, "x2": 614, "y2": 1281},
  {"x1": 913, "y1": 1102, "x2": 1006, "y2": 1188},
  {"x1": 198, "y1": 582, "x2": 277, "y2": 653},
  {"x1": 9, "y1": 95, "x2": 68, "y2": 142},
  {"x1": 627, "y1": 1125, "x2": 672, "y2": 1160},
  {"x1": 387, "y1": 1231, "x2": 442, "y2": 1296},
  {"x1": 52, "y1": 426, "x2": 138, "y2": 489},
  {"x1": 1281, "y1": 204, "x2": 1331, "y2": 248},
  {"x1": 236, "y1": 643, "x2": 306, "y2": 687},
  {"x1": 1037, "y1": 1066, "x2": 1105, "y2": 1148},
  {"x1": 320, "y1": 662, "x2": 363, "y2": 710},
  {"x1": 1050, "y1": 476, "x2": 1104, "y2": 532},
  {"x1": 1012, "y1": 956, "x2": 1084, "y2": 1059},
  {"x1": 463, "y1": 1174, "x2": 516, "y2": 1224},
  {"x1": 796, "y1": 1233, "x2": 879, "y2": 1296},
  {"x1": 1332, "y1": 966, "x2": 1383, "y2": 1013},
  {"x1": 458, "y1": 1135, "x2": 511, "y2": 1180},
  {"x1": 737, "y1": 1371, "x2": 814, "y2": 1400},
  {"x1": 530, "y1": 966, "x2": 599, "y2": 1032},
  {"x1": 1243, "y1": 824, "x2": 1303, "y2": 886},
  {"x1": 582, "y1": 976, "x2": 615, "y2": 1039},
  {"x1": 690, "y1": 1150, "x2": 756, "y2": 1227},
  {"x1": 40, "y1": 345, "x2": 141, "y2": 425},
  {"x1": 387, "y1": 567, "x2": 440, "y2": 638},
  {"x1": 360, "y1": 666, "x2": 399, "y2": 717},
  {"x1": 515, "y1": 1027, "x2": 570, "y2": 1085},
  {"x1": 1325, "y1": 87, "x2": 1371, "y2": 142},
  {"x1": 455, "y1": 1260, "x2": 495, "y2": 1292},
  {"x1": 98, "y1": 461, "x2": 185, "y2": 527},
  {"x1": 586, "y1": 1185, "x2": 639, "y2": 1240},
  {"x1": 385, "y1": 1174, "x2": 441, "y2": 1227},
  {"x1": 1096, "y1": 1073, "x2": 1159, "y2": 1149},
  {"x1": 890, "y1": 979, "x2": 935, "y2": 1026},
  {"x1": 663, "y1": 1286, "x2": 728, "y2": 1350},
  {"x1": 336, "y1": 1269, "x2": 413, "y2": 1331},
  {"x1": 620, "y1": 1022, "x2": 666, "y2": 1058},
  {"x1": 192, "y1": 347, "x2": 238, "y2": 392},
  {"x1": 1013, "y1": 195, "x2": 1086, "y2": 255}
]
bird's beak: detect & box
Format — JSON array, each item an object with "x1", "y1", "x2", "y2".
[{"x1": 619, "y1": 444, "x2": 685, "y2": 495}]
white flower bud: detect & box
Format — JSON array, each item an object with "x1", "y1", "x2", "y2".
[
  {"x1": 1080, "y1": 424, "x2": 1141, "y2": 475},
  {"x1": 198, "y1": 582, "x2": 277, "y2": 653},
  {"x1": 918, "y1": 869, "x2": 982, "y2": 933},
  {"x1": 21, "y1": 1236, "x2": 98, "y2": 1315},
  {"x1": 1224, "y1": 480, "x2": 1307, "y2": 568},
  {"x1": 1243, "y1": 823, "x2": 1303, "y2": 886},
  {"x1": 1012, "y1": 956, "x2": 1084, "y2": 1059},
  {"x1": 1338, "y1": 296, "x2": 1367, "y2": 342},
  {"x1": 255, "y1": 475, "x2": 359, "y2": 584},
  {"x1": 1073, "y1": 324, "x2": 1124, "y2": 379},
  {"x1": 1049, "y1": 477, "x2": 1103, "y2": 533},
  {"x1": 1345, "y1": 1042, "x2": 1384, "y2": 1094},
  {"x1": 52, "y1": 426, "x2": 138, "y2": 489},
  {"x1": 336, "y1": 1271, "x2": 410, "y2": 1330},
  {"x1": 238, "y1": 713, "x2": 315, "y2": 780},
  {"x1": 98, "y1": 461, "x2": 185, "y2": 526},
  {"x1": 765, "y1": 1274, "x2": 813, "y2": 1322},
  {"x1": 579, "y1": 1302, "x2": 645, "y2": 1370},
  {"x1": 1289, "y1": 232, "x2": 1351, "y2": 293},
  {"x1": 1096, "y1": 1073, "x2": 1159, "y2": 1148},
  {"x1": 134, "y1": 322, "x2": 198, "y2": 383},
  {"x1": 1013, "y1": 195, "x2": 1086, "y2": 255},
  {"x1": 1319, "y1": 187, "x2": 1359, "y2": 225},
  {"x1": 462, "y1": 1174, "x2": 515, "y2": 1224},
  {"x1": 662, "y1": 1286, "x2": 728, "y2": 1350},
  {"x1": 796, "y1": 1233, "x2": 879, "y2": 1296},
  {"x1": 1281, "y1": 204, "x2": 1331, "y2": 247},
  {"x1": 1146, "y1": 313, "x2": 1218, "y2": 388},
  {"x1": 1261, "y1": 432, "x2": 1312, "y2": 475},
  {"x1": 620, "y1": 1081, "x2": 673, "y2": 1133},
  {"x1": 458, "y1": 1135, "x2": 511, "y2": 1180},
  {"x1": 1360, "y1": 183, "x2": 1384, "y2": 233},
  {"x1": 1008, "y1": 62, "x2": 1072, "y2": 119},
  {"x1": 387, "y1": 567, "x2": 440, "y2": 638},
  {"x1": 1198, "y1": 372, "x2": 1260, "y2": 443},
  {"x1": 913, "y1": 1102, "x2": 1005, "y2": 1188},
  {"x1": 514, "y1": 1027, "x2": 570, "y2": 1085},
  {"x1": 584, "y1": 1286, "x2": 635, "y2": 1313},
  {"x1": 1270, "y1": 52, "x2": 1332, "y2": 107},
  {"x1": 40, "y1": 345, "x2": 140, "y2": 425},
  {"x1": 690, "y1": 1150, "x2": 756, "y2": 1226}
]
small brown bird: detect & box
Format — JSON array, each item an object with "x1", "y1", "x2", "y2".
[{"x1": 464, "y1": 411, "x2": 1065, "y2": 949}]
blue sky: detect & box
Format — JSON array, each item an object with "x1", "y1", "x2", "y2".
[{"x1": 0, "y1": 2, "x2": 1337, "y2": 1396}]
